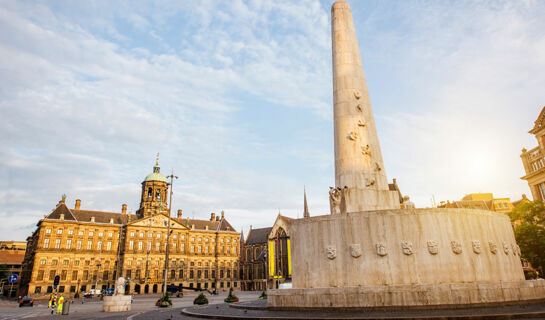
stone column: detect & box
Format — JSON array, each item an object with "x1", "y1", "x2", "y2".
[{"x1": 331, "y1": 1, "x2": 399, "y2": 213}]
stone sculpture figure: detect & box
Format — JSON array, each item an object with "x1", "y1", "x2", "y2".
[
  {"x1": 349, "y1": 244, "x2": 362, "y2": 258},
  {"x1": 427, "y1": 240, "x2": 439, "y2": 255},
  {"x1": 329, "y1": 187, "x2": 342, "y2": 215},
  {"x1": 326, "y1": 246, "x2": 337, "y2": 260},
  {"x1": 451, "y1": 240, "x2": 462, "y2": 254},
  {"x1": 375, "y1": 243, "x2": 387, "y2": 256},
  {"x1": 489, "y1": 241, "x2": 498, "y2": 254},
  {"x1": 348, "y1": 131, "x2": 358, "y2": 141},
  {"x1": 115, "y1": 277, "x2": 125, "y2": 295},
  {"x1": 401, "y1": 241, "x2": 414, "y2": 255},
  {"x1": 472, "y1": 240, "x2": 481, "y2": 254}
]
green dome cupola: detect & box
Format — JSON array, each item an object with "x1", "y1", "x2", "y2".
[{"x1": 144, "y1": 154, "x2": 167, "y2": 183}]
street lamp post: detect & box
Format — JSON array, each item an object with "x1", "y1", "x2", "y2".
[{"x1": 163, "y1": 169, "x2": 178, "y2": 294}]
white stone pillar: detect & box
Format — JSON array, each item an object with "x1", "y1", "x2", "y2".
[{"x1": 331, "y1": 1, "x2": 399, "y2": 213}]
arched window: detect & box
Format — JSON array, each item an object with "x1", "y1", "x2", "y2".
[
  {"x1": 147, "y1": 188, "x2": 152, "y2": 198},
  {"x1": 156, "y1": 190, "x2": 161, "y2": 201}
]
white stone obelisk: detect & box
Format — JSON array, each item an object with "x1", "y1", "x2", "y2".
[{"x1": 330, "y1": 1, "x2": 399, "y2": 213}]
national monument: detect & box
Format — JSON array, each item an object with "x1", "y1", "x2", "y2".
[{"x1": 267, "y1": 1, "x2": 545, "y2": 308}]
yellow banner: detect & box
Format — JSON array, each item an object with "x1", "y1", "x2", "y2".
[
  {"x1": 268, "y1": 240, "x2": 275, "y2": 276},
  {"x1": 287, "y1": 239, "x2": 292, "y2": 276}
]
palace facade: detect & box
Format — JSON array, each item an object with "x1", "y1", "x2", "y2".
[
  {"x1": 19, "y1": 159, "x2": 240, "y2": 298},
  {"x1": 521, "y1": 106, "x2": 545, "y2": 201}
]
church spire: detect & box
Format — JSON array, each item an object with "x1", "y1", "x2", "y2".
[
  {"x1": 304, "y1": 187, "x2": 310, "y2": 218},
  {"x1": 154, "y1": 152, "x2": 160, "y2": 173}
]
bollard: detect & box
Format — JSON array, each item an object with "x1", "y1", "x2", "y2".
[{"x1": 61, "y1": 301, "x2": 70, "y2": 315}]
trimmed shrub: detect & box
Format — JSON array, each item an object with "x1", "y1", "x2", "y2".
[
  {"x1": 224, "y1": 288, "x2": 239, "y2": 303},
  {"x1": 193, "y1": 293, "x2": 209, "y2": 305},
  {"x1": 156, "y1": 294, "x2": 172, "y2": 307}
]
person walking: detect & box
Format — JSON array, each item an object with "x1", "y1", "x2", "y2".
[
  {"x1": 49, "y1": 295, "x2": 56, "y2": 314},
  {"x1": 57, "y1": 295, "x2": 64, "y2": 314}
]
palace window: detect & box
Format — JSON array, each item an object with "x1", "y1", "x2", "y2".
[
  {"x1": 78, "y1": 230, "x2": 83, "y2": 236},
  {"x1": 63, "y1": 259, "x2": 69, "y2": 266},
  {"x1": 173, "y1": 234, "x2": 177, "y2": 239},
  {"x1": 97, "y1": 241, "x2": 102, "y2": 251},
  {"x1": 130, "y1": 232, "x2": 135, "y2": 237},
  {"x1": 61, "y1": 270, "x2": 67, "y2": 280},
  {"x1": 220, "y1": 238, "x2": 224, "y2": 243},
  {"x1": 179, "y1": 270, "x2": 184, "y2": 278},
  {"x1": 55, "y1": 239, "x2": 61, "y2": 249},
  {"x1": 43, "y1": 239, "x2": 49, "y2": 248},
  {"x1": 83, "y1": 270, "x2": 89, "y2": 280},
  {"x1": 148, "y1": 232, "x2": 152, "y2": 238},
  {"x1": 72, "y1": 270, "x2": 78, "y2": 280},
  {"x1": 226, "y1": 239, "x2": 230, "y2": 243},
  {"x1": 181, "y1": 235, "x2": 185, "y2": 240},
  {"x1": 148, "y1": 187, "x2": 152, "y2": 198},
  {"x1": 107, "y1": 241, "x2": 112, "y2": 251},
  {"x1": 138, "y1": 241, "x2": 143, "y2": 250},
  {"x1": 539, "y1": 183, "x2": 545, "y2": 201},
  {"x1": 198, "y1": 245, "x2": 202, "y2": 253},
  {"x1": 36, "y1": 270, "x2": 44, "y2": 281},
  {"x1": 190, "y1": 245, "x2": 195, "y2": 253},
  {"x1": 147, "y1": 241, "x2": 152, "y2": 251},
  {"x1": 181, "y1": 243, "x2": 185, "y2": 252},
  {"x1": 40, "y1": 259, "x2": 46, "y2": 265},
  {"x1": 157, "y1": 233, "x2": 161, "y2": 239},
  {"x1": 87, "y1": 241, "x2": 92, "y2": 250},
  {"x1": 212, "y1": 270, "x2": 215, "y2": 278},
  {"x1": 156, "y1": 242, "x2": 160, "y2": 251},
  {"x1": 198, "y1": 237, "x2": 202, "y2": 242},
  {"x1": 74, "y1": 260, "x2": 80, "y2": 266},
  {"x1": 205, "y1": 238, "x2": 209, "y2": 242},
  {"x1": 89, "y1": 231, "x2": 94, "y2": 236},
  {"x1": 57, "y1": 229, "x2": 63, "y2": 235},
  {"x1": 45, "y1": 228, "x2": 51, "y2": 234},
  {"x1": 129, "y1": 241, "x2": 134, "y2": 250},
  {"x1": 66, "y1": 239, "x2": 72, "y2": 249},
  {"x1": 172, "y1": 242, "x2": 177, "y2": 250},
  {"x1": 220, "y1": 270, "x2": 224, "y2": 278},
  {"x1": 49, "y1": 270, "x2": 56, "y2": 280},
  {"x1": 68, "y1": 230, "x2": 73, "y2": 235},
  {"x1": 204, "y1": 246, "x2": 208, "y2": 254},
  {"x1": 98, "y1": 232, "x2": 103, "y2": 237},
  {"x1": 139, "y1": 232, "x2": 144, "y2": 238},
  {"x1": 77, "y1": 240, "x2": 82, "y2": 250}
]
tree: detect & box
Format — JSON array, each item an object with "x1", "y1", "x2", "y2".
[{"x1": 510, "y1": 200, "x2": 545, "y2": 274}]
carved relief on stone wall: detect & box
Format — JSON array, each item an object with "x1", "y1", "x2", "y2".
[
  {"x1": 354, "y1": 90, "x2": 361, "y2": 99},
  {"x1": 472, "y1": 240, "x2": 481, "y2": 254},
  {"x1": 515, "y1": 244, "x2": 521, "y2": 256},
  {"x1": 375, "y1": 243, "x2": 387, "y2": 256},
  {"x1": 357, "y1": 120, "x2": 366, "y2": 127},
  {"x1": 451, "y1": 240, "x2": 462, "y2": 254},
  {"x1": 349, "y1": 244, "x2": 362, "y2": 258},
  {"x1": 375, "y1": 163, "x2": 381, "y2": 171},
  {"x1": 356, "y1": 104, "x2": 363, "y2": 112},
  {"x1": 489, "y1": 241, "x2": 498, "y2": 254},
  {"x1": 365, "y1": 179, "x2": 376, "y2": 187},
  {"x1": 361, "y1": 145, "x2": 371, "y2": 156},
  {"x1": 348, "y1": 131, "x2": 359, "y2": 141},
  {"x1": 326, "y1": 245, "x2": 337, "y2": 260},
  {"x1": 329, "y1": 187, "x2": 342, "y2": 215},
  {"x1": 427, "y1": 240, "x2": 439, "y2": 255},
  {"x1": 502, "y1": 242, "x2": 510, "y2": 255},
  {"x1": 511, "y1": 243, "x2": 516, "y2": 256},
  {"x1": 401, "y1": 241, "x2": 414, "y2": 255}
]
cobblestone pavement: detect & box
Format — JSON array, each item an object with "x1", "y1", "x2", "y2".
[{"x1": 0, "y1": 291, "x2": 262, "y2": 320}]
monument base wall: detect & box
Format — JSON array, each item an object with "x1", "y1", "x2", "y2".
[
  {"x1": 103, "y1": 295, "x2": 132, "y2": 312},
  {"x1": 268, "y1": 280, "x2": 545, "y2": 309}
]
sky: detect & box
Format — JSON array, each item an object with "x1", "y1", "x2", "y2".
[{"x1": 1, "y1": 0, "x2": 544, "y2": 241}]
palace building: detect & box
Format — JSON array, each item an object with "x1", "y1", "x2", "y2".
[
  {"x1": 18, "y1": 159, "x2": 240, "y2": 298},
  {"x1": 521, "y1": 106, "x2": 545, "y2": 201}
]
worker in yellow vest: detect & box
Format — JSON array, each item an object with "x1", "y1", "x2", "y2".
[{"x1": 57, "y1": 295, "x2": 64, "y2": 314}]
